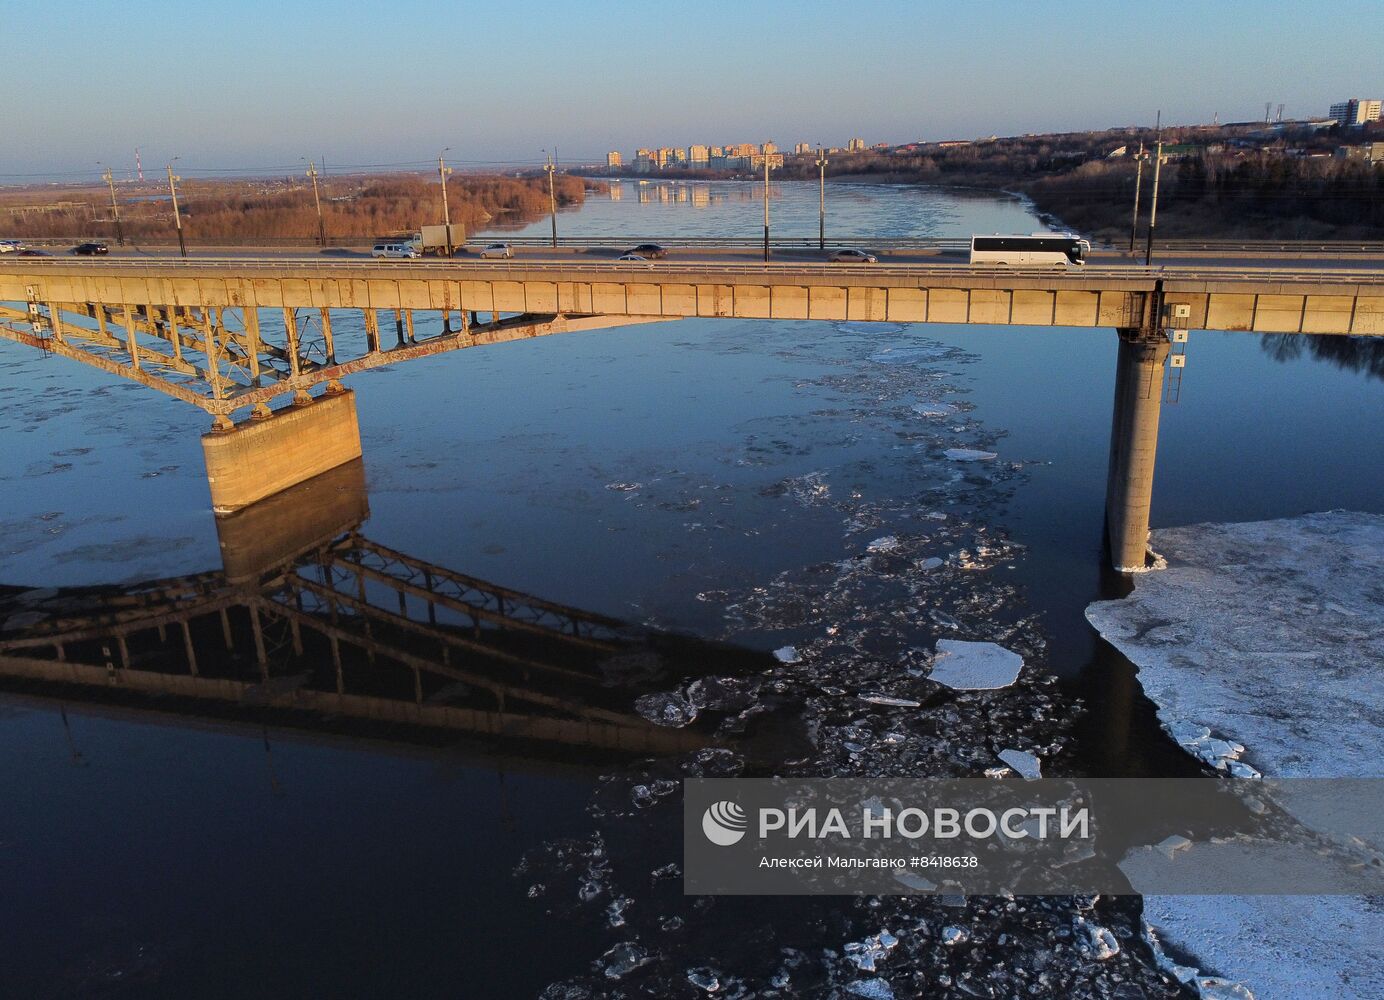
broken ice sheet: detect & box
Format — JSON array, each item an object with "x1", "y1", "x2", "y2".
[
  {"x1": 866, "y1": 535, "x2": 901, "y2": 554},
  {"x1": 634, "y1": 691, "x2": 698, "y2": 728},
  {"x1": 773, "y1": 645, "x2": 801, "y2": 664},
  {"x1": 845, "y1": 980, "x2": 894, "y2": 1000},
  {"x1": 893, "y1": 869, "x2": 937, "y2": 891},
  {"x1": 844, "y1": 929, "x2": 899, "y2": 972},
  {"x1": 996, "y1": 748, "x2": 1042, "y2": 780},
  {"x1": 943, "y1": 448, "x2": 997, "y2": 462},
  {"x1": 928, "y1": 639, "x2": 1023, "y2": 690},
  {"x1": 859, "y1": 694, "x2": 922, "y2": 708},
  {"x1": 1075, "y1": 917, "x2": 1120, "y2": 960},
  {"x1": 600, "y1": 941, "x2": 652, "y2": 980}
]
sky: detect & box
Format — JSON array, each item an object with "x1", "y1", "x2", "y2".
[{"x1": 4, "y1": 0, "x2": 1382, "y2": 181}]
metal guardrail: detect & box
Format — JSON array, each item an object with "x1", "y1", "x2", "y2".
[
  {"x1": 11, "y1": 236, "x2": 1384, "y2": 254},
  {"x1": 1154, "y1": 240, "x2": 1384, "y2": 254},
  {"x1": 5, "y1": 256, "x2": 1383, "y2": 285}
]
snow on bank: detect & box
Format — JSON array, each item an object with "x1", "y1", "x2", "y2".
[{"x1": 1086, "y1": 511, "x2": 1384, "y2": 1000}]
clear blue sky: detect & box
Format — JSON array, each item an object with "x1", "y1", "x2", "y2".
[{"x1": 5, "y1": 0, "x2": 1381, "y2": 180}]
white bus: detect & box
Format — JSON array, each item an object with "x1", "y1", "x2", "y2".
[{"x1": 969, "y1": 234, "x2": 1089, "y2": 267}]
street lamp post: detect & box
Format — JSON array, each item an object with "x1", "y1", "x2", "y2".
[
  {"x1": 816, "y1": 146, "x2": 828, "y2": 251},
  {"x1": 167, "y1": 159, "x2": 186, "y2": 258},
  {"x1": 1144, "y1": 140, "x2": 1164, "y2": 266},
  {"x1": 99, "y1": 164, "x2": 124, "y2": 245},
  {"x1": 438, "y1": 149, "x2": 453, "y2": 258},
  {"x1": 305, "y1": 159, "x2": 325, "y2": 247},
  {"x1": 1128, "y1": 140, "x2": 1144, "y2": 254},
  {"x1": 543, "y1": 151, "x2": 558, "y2": 248},
  {"x1": 762, "y1": 154, "x2": 772, "y2": 262}
]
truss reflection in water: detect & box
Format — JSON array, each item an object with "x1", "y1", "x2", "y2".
[{"x1": 0, "y1": 461, "x2": 765, "y2": 754}]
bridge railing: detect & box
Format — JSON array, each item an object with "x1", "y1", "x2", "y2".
[
  {"x1": 13, "y1": 235, "x2": 1384, "y2": 255},
  {"x1": 6, "y1": 256, "x2": 1384, "y2": 285}
]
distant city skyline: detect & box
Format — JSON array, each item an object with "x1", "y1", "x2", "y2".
[{"x1": 4, "y1": 0, "x2": 1383, "y2": 180}]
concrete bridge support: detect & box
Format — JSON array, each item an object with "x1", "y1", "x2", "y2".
[
  {"x1": 1105, "y1": 328, "x2": 1170, "y2": 572},
  {"x1": 202, "y1": 384, "x2": 362, "y2": 515}
]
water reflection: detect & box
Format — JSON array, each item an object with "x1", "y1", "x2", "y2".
[
  {"x1": 1260, "y1": 332, "x2": 1384, "y2": 381},
  {"x1": 0, "y1": 460, "x2": 771, "y2": 756}
]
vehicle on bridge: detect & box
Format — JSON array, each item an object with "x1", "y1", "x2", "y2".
[
  {"x1": 72, "y1": 241, "x2": 109, "y2": 256},
  {"x1": 415, "y1": 223, "x2": 466, "y2": 256},
  {"x1": 625, "y1": 243, "x2": 668, "y2": 259},
  {"x1": 371, "y1": 241, "x2": 421, "y2": 259},
  {"x1": 0, "y1": 240, "x2": 23, "y2": 253},
  {"x1": 478, "y1": 242, "x2": 515, "y2": 259},
  {"x1": 828, "y1": 248, "x2": 879, "y2": 264},
  {"x1": 970, "y1": 234, "x2": 1089, "y2": 267}
]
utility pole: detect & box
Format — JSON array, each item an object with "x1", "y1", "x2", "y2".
[
  {"x1": 305, "y1": 159, "x2": 325, "y2": 246},
  {"x1": 816, "y1": 146, "x2": 828, "y2": 251},
  {"x1": 167, "y1": 160, "x2": 186, "y2": 258},
  {"x1": 438, "y1": 149, "x2": 453, "y2": 258},
  {"x1": 762, "y1": 154, "x2": 772, "y2": 262},
  {"x1": 100, "y1": 165, "x2": 124, "y2": 245},
  {"x1": 1128, "y1": 140, "x2": 1144, "y2": 254},
  {"x1": 544, "y1": 151, "x2": 558, "y2": 248}
]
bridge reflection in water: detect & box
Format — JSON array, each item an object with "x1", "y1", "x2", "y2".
[{"x1": 0, "y1": 460, "x2": 762, "y2": 754}]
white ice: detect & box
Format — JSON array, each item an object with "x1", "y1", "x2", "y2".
[
  {"x1": 773, "y1": 645, "x2": 802, "y2": 664},
  {"x1": 911, "y1": 402, "x2": 958, "y2": 417},
  {"x1": 1086, "y1": 511, "x2": 1384, "y2": 1000},
  {"x1": 943, "y1": 448, "x2": 997, "y2": 462},
  {"x1": 928, "y1": 639, "x2": 1023, "y2": 690},
  {"x1": 996, "y1": 748, "x2": 1042, "y2": 780}
]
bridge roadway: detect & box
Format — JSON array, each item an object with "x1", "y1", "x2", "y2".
[
  {"x1": 5, "y1": 247, "x2": 1384, "y2": 343},
  {"x1": 2, "y1": 246, "x2": 1382, "y2": 572}
]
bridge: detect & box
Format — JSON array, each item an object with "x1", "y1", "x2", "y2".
[{"x1": 3, "y1": 248, "x2": 1383, "y2": 572}]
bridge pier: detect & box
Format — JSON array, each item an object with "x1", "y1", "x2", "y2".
[
  {"x1": 1105, "y1": 328, "x2": 1170, "y2": 572},
  {"x1": 202, "y1": 384, "x2": 363, "y2": 515}
]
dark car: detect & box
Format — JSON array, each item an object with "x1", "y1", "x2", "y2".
[
  {"x1": 73, "y1": 242, "x2": 109, "y2": 256},
  {"x1": 625, "y1": 243, "x2": 668, "y2": 259},
  {"x1": 17, "y1": 248, "x2": 51, "y2": 257}
]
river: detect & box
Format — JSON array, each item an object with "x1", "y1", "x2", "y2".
[{"x1": 2, "y1": 179, "x2": 1382, "y2": 997}]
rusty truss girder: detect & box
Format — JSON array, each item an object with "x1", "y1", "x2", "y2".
[{"x1": 0, "y1": 295, "x2": 667, "y2": 418}]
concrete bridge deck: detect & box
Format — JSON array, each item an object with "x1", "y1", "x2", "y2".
[
  {"x1": 6, "y1": 255, "x2": 1383, "y2": 337},
  {"x1": 3, "y1": 251, "x2": 1381, "y2": 572}
]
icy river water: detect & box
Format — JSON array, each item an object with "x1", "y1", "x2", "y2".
[{"x1": 2, "y1": 180, "x2": 1383, "y2": 998}]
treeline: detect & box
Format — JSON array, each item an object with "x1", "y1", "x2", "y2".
[
  {"x1": 774, "y1": 125, "x2": 1384, "y2": 240},
  {"x1": 0, "y1": 173, "x2": 604, "y2": 243}
]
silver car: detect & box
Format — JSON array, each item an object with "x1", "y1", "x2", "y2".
[
  {"x1": 478, "y1": 243, "x2": 514, "y2": 259},
  {"x1": 828, "y1": 248, "x2": 878, "y2": 263}
]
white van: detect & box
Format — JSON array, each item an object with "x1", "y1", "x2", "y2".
[{"x1": 372, "y1": 242, "x2": 420, "y2": 259}]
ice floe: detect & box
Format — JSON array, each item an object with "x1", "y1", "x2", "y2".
[
  {"x1": 843, "y1": 929, "x2": 899, "y2": 972},
  {"x1": 943, "y1": 448, "x2": 997, "y2": 462},
  {"x1": 772, "y1": 645, "x2": 801, "y2": 664},
  {"x1": 928, "y1": 639, "x2": 1023, "y2": 690},
  {"x1": 1085, "y1": 511, "x2": 1384, "y2": 781},
  {"x1": 1142, "y1": 896, "x2": 1381, "y2": 999},
  {"x1": 1087, "y1": 511, "x2": 1384, "y2": 1000},
  {"x1": 996, "y1": 748, "x2": 1042, "y2": 780}
]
